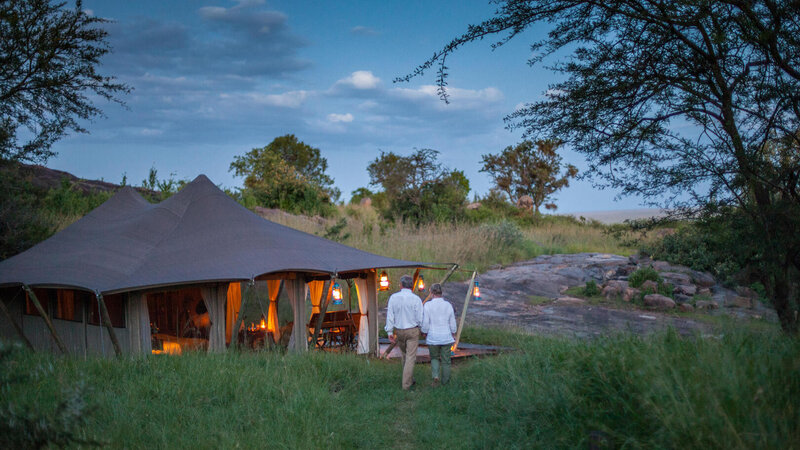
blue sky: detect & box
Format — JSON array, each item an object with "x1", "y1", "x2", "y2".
[{"x1": 49, "y1": 0, "x2": 647, "y2": 212}]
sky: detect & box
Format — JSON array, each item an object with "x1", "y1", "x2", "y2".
[{"x1": 48, "y1": 0, "x2": 649, "y2": 213}]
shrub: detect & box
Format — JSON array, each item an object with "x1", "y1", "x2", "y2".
[
  {"x1": 479, "y1": 220, "x2": 524, "y2": 249},
  {"x1": 628, "y1": 267, "x2": 662, "y2": 288},
  {"x1": 584, "y1": 279, "x2": 600, "y2": 297},
  {"x1": 0, "y1": 343, "x2": 100, "y2": 448}
]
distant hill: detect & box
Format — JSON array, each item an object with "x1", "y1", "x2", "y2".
[{"x1": 566, "y1": 208, "x2": 670, "y2": 224}]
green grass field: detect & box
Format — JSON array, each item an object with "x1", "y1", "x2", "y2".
[{"x1": 2, "y1": 325, "x2": 798, "y2": 449}]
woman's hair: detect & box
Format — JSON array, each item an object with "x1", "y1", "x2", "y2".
[{"x1": 430, "y1": 283, "x2": 443, "y2": 296}]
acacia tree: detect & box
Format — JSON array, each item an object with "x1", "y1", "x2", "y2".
[
  {"x1": 400, "y1": 0, "x2": 800, "y2": 333},
  {"x1": 366, "y1": 148, "x2": 470, "y2": 223},
  {"x1": 0, "y1": 0, "x2": 129, "y2": 163},
  {"x1": 481, "y1": 139, "x2": 577, "y2": 214},
  {"x1": 229, "y1": 134, "x2": 340, "y2": 216}
]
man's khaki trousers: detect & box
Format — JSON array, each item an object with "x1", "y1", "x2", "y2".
[{"x1": 394, "y1": 327, "x2": 419, "y2": 390}]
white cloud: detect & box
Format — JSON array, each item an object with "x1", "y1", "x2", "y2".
[
  {"x1": 139, "y1": 128, "x2": 163, "y2": 136},
  {"x1": 327, "y1": 113, "x2": 354, "y2": 123},
  {"x1": 389, "y1": 85, "x2": 503, "y2": 110},
  {"x1": 351, "y1": 25, "x2": 379, "y2": 36},
  {"x1": 246, "y1": 90, "x2": 310, "y2": 108},
  {"x1": 336, "y1": 71, "x2": 381, "y2": 90}
]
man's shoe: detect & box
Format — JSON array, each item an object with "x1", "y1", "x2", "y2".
[{"x1": 431, "y1": 378, "x2": 440, "y2": 388}]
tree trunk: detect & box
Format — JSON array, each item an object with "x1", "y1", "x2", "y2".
[{"x1": 770, "y1": 267, "x2": 799, "y2": 335}]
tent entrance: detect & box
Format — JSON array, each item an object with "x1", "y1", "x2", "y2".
[{"x1": 147, "y1": 288, "x2": 209, "y2": 354}]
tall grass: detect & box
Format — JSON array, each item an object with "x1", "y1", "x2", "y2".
[
  {"x1": 3, "y1": 326, "x2": 797, "y2": 448},
  {"x1": 267, "y1": 204, "x2": 640, "y2": 275}
]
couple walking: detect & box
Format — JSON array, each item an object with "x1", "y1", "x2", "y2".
[{"x1": 385, "y1": 275, "x2": 457, "y2": 390}]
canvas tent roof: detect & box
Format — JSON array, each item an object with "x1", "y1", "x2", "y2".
[{"x1": 0, "y1": 175, "x2": 429, "y2": 294}]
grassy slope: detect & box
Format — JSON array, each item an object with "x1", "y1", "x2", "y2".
[{"x1": 3, "y1": 325, "x2": 798, "y2": 449}]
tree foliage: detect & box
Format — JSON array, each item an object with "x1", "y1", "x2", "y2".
[
  {"x1": 481, "y1": 139, "x2": 577, "y2": 214},
  {"x1": 0, "y1": 0, "x2": 129, "y2": 163},
  {"x1": 403, "y1": 0, "x2": 800, "y2": 333},
  {"x1": 366, "y1": 148, "x2": 470, "y2": 223},
  {"x1": 230, "y1": 134, "x2": 339, "y2": 216}
]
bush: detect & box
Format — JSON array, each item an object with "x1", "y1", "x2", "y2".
[
  {"x1": 479, "y1": 220, "x2": 524, "y2": 249},
  {"x1": 628, "y1": 267, "x2": 662, "y2": 288},
  {"x1": 0, "y1": 343, "x2": 100, "y2": 448},
  {"x1": 584, "y1": 279, "x2": 600, "y2": 297}
]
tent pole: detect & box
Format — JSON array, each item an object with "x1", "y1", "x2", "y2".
[
  {"x1": 0, "y1": 289, "x2": 34, "y2": 350},
  {"x1": 411, "y1": 268, "x2": 420, "y2": 293},
  {"x1": 367, "y1": 271, "x2": 379, "y2": 357},
  {"x1": 96, "y1": 293, "x2": 122, "y2": 357},
  {"x1": 23, "y1": 285, "x2": 68, "y2": 354},
  {"x1": 439, "y1": 263, "x2": 459, "y2": 285},
  {"x1": 452, "y1": 271, "x2": 476, "y2": 352},
  {"x1": 310, "y1": 279, "x2": 332, "y2": 350},
  {"x1": 423, "y1": 264, "x2": 459, "y2": 305}
]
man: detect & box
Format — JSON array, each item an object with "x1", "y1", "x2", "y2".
[
  {"x1": 385, "y1": 274, "x2": 423, "y2": 390},
  {"x1": 421, "y1": 283, "x2": 457, "y2": 387}
]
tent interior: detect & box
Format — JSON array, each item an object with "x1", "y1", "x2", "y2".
[{"x1": 0, "y1": 273, "x2": 377, "y2": 356}]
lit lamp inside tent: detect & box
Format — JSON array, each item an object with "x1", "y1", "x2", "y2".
[
  {"x1": 379, "y1": 271, "x2": 390, "y2": 291},
  {"x1": 331, "y1": 282, "x2": 343, "y2": 305},
  {"x1": 416, "y1": 274, "x2": 425, "y2": 292},
  {"x1": 260, "y1": 314, "x2": 266, "y2": 330}
]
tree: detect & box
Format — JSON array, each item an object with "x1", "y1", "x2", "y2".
[
  {"x1": 367, "y1": 148, "x2": 470, "y2": 223},
  {"x1": 1, "y1": 0, "x2": 129, "y2": 163},
  {"x1": 229, "y1": 135, "x2": 339, "y2": 216},
  {"x1": 401, "y1": 1, "x2": 800, "y2": 333},
  {"x1": 481, "y1": 139, "x2": 577, "y2": 214}
]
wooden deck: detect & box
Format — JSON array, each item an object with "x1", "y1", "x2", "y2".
[{"x1": 378, "y1": 337, "x2": 511, "y2": 363}]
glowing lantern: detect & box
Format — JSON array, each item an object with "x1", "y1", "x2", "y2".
[
  {"x1": 260, "y1": 315, "x2": 266, "y2": 330},
  {"x1": 379, "y1": 271, "x2": 390, "y2": 291},
  {"x1": 332, "y1": 282, "x2": 343, "y2": 305},
  {"x1": 472, "y1": 280, "x2": 481, "y2": 300},
  {"x1": 416, "y1": 274, "x2": 425, "y2": 292}
]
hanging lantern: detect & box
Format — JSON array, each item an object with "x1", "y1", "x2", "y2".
[
  {"x1": 416, "y1": 274, "x2": 425, "y2": 292},
  {"x1": 332, "y1": 282, "x2": 343, "y2": 305},
  {"x1": 379, "y1": 271, "x2": 390, "y2": 291},
  {"x1": 472, "y1": 280, "x2": 481, "y2": 300},
  {"x1": 260, "y1": 315, "x2": 266, "y2": 330}
]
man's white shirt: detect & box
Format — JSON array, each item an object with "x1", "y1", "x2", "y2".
[
  {"x1": 421, "y1": 297, "x2": 457, "y2": 345},
  {"x1": 385, "y1": 288, "x2": 423, "y2": 336}
]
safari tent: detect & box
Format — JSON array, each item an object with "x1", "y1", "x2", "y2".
[{"x1": 0, "y1": 175, "x2": 431, "y2": 357}]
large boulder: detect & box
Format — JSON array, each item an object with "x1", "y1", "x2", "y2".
[
  {"x1": 695, "y1": 300, "x2": 719, "y2": 310},
  {"x1": 359, "y1": 197, "x2": 372, "y2": 207},
  {"x1": 615, "y1": 265, "x2": 637, "y2": 277},
  {"x1": 640, "y1": 280, "x2": 659, "y2": 293},
  {"x1": 661, "y1": 271, "x2": 692, "y2": 286},
  {"x1": 690, "y1": 270, "x2": 716, "y2": 288},
  {"x1": 517, "y1": 195, "x2": 534, "y2": 210},
  {"x1": 679, "y1": 303, "x2": 695, "y2": 312},
  {"x1": 674, "y1": 284, "x2": 697, "y2": 296},
  {"x1": 674, "y1": 293, "x2": 693, "y2": 304},
  {"x1": 651, "y1": 260, "x2": 690, "y2": 273},
  {"x1": 623, "y1": 287, "x2": 640, "y2": 302},
  {"x1": 736, "y1": 286, "x2": 758, "y2": 300},
  {"x1": 725, "y1": 295, "x2": 752, "y2": 309},
  {"x1": 644, "y1": 294, "x2": 676, "y2": 310},
  {"x1": 602, "y1": 284, "x2": 623, "y2": 300},
  {"x1": 466, "y1": 202, "x2": 481, "y2": 210}
]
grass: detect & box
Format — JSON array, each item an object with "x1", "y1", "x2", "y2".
[
  {"x1": 2, "y1": 325, "x2": 798, "y2": 449},
  {"x1": 527, "y1": 295, "x2": 552, "y2": 306},
  {"x1": 265, "y1": 205, "x2": 645, "y2": 296}
]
